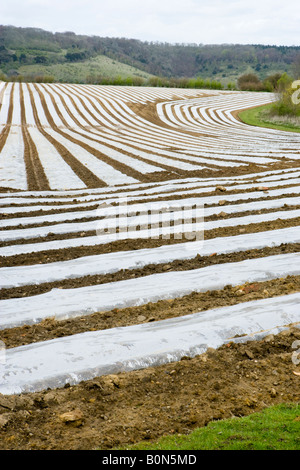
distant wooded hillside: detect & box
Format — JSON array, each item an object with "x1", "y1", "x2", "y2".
[{"x1": 0, "y1": 25, "x2": 299, "y2": 84}]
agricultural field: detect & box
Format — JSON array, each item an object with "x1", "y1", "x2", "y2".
[{"x1": 0, "y1": 82, "x2": 299, "y2": 450}]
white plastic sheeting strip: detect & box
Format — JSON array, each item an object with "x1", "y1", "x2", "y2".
[
  {"x1": 1, "y1": 205, "x2": 299, "y2": 258},
  {"x1": 1, "y1": 194, "x2": 299, "y2": 228},
  {"x1": 0, "y1": 83, "x2": 12, "y2": 125},
  {"x1": 0, "y1": 252, "x2": 299, "y2": 329},
  {"x1": 1, "y1": 175, "x2": 300, "y2": 208},
  {"x1": 0, "y1": 84, "x2": 27, "y2": 190},
  {"x1": 0, "y1": 167, "x2": 297, "y2": 201},
  {"x1": 1, "y1": 207, "x2": 299, "y2": 242},
  {"x1": 61, "y1": 125, "x2": 209, "y2": 171},
  {"x1": 1, "y1": 226, "x2": 300, "y2": 289},
  {"x1": 27, "y1": 127, "x2": 87, "y2": 190},
  {"x1": 0, "y1": 126, "x2": 26, "y2": 190},
  {"x1": 0, "y1": 86, "x2": 27, "y2": 190},
  {"x1": 44, "y1": 128, "x2": 139, "y2": 185},
  {"x1": 0, "y1": 292, "x2": 299, "y2": 395}
]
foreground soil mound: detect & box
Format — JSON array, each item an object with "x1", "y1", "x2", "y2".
[{"x1": 0, "y1": 326, "x2": 299, "y2": 450}]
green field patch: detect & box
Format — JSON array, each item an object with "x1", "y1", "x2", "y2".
[
  {"x1": 119, "y1": 403, "x2": 300, "y2": 450},
  {"x1": 239, "y1": 102, "x2": 300, "y2": 133}
]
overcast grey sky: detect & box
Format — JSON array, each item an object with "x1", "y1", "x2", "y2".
[{"x1": 0, "y1": 0, "x2": 299, "y2": 46}]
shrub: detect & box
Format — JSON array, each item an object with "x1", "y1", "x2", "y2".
[
  {"x1": 237, "y1": 73, "x2": 263, "y2": 91},
  {"x1": 262, "y1": 73, "x2": 283, "y2": 91},
  {"x1": 277, "y1": 72, "x2": 293, "y2": 92},
  {"x1": 227, "y1": 82, "x2": 237, "y2": 90},
  {"x1": 272, "y1": 86, "x2": 300, "y2": 116},
  {"x1": 271, "y1": 73, "x2": 300, "y2": 117}
]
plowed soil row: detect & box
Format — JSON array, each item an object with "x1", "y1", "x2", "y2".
[
  {"x1": 1, "y1": 241, "x2": 299, "y2": 300},
  {"x1": 19, "y1": 85, "x2": 50, "y2": 192},
  {"x1": 1, "y1": 203, "x2": 299, "y2": 231},
  {"x1": 0, "y1": 324, "x2": 299, "y2": 450},
  {"x1": 1, "y1": 215, "x2": 299, "y2": 260}
]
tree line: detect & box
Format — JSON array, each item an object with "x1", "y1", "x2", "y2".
[{"x1": 1, "y1": 25, "x2": 300, "y2": 81}]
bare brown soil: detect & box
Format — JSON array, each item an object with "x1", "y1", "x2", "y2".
[
  {"x1": 0, "y1": 325, "x2": 299, "y2": 450},
  {"x1": 1, "y1": 274, "x2": 300, "y2": 349},
  {"x1": 1, "y1": 214, "x2": 299, "y2": 266},
  {"x1": 0, "y1": 243, "x2": 299, "y2": 301}
]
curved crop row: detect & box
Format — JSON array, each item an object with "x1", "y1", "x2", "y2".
[{"x1": 0, "y1": 84, "x2": 299, "y2": 396}]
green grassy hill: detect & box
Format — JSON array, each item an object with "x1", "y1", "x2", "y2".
[{"x1": 17, "y1": 54, "x2": 154, "y2": 84}]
